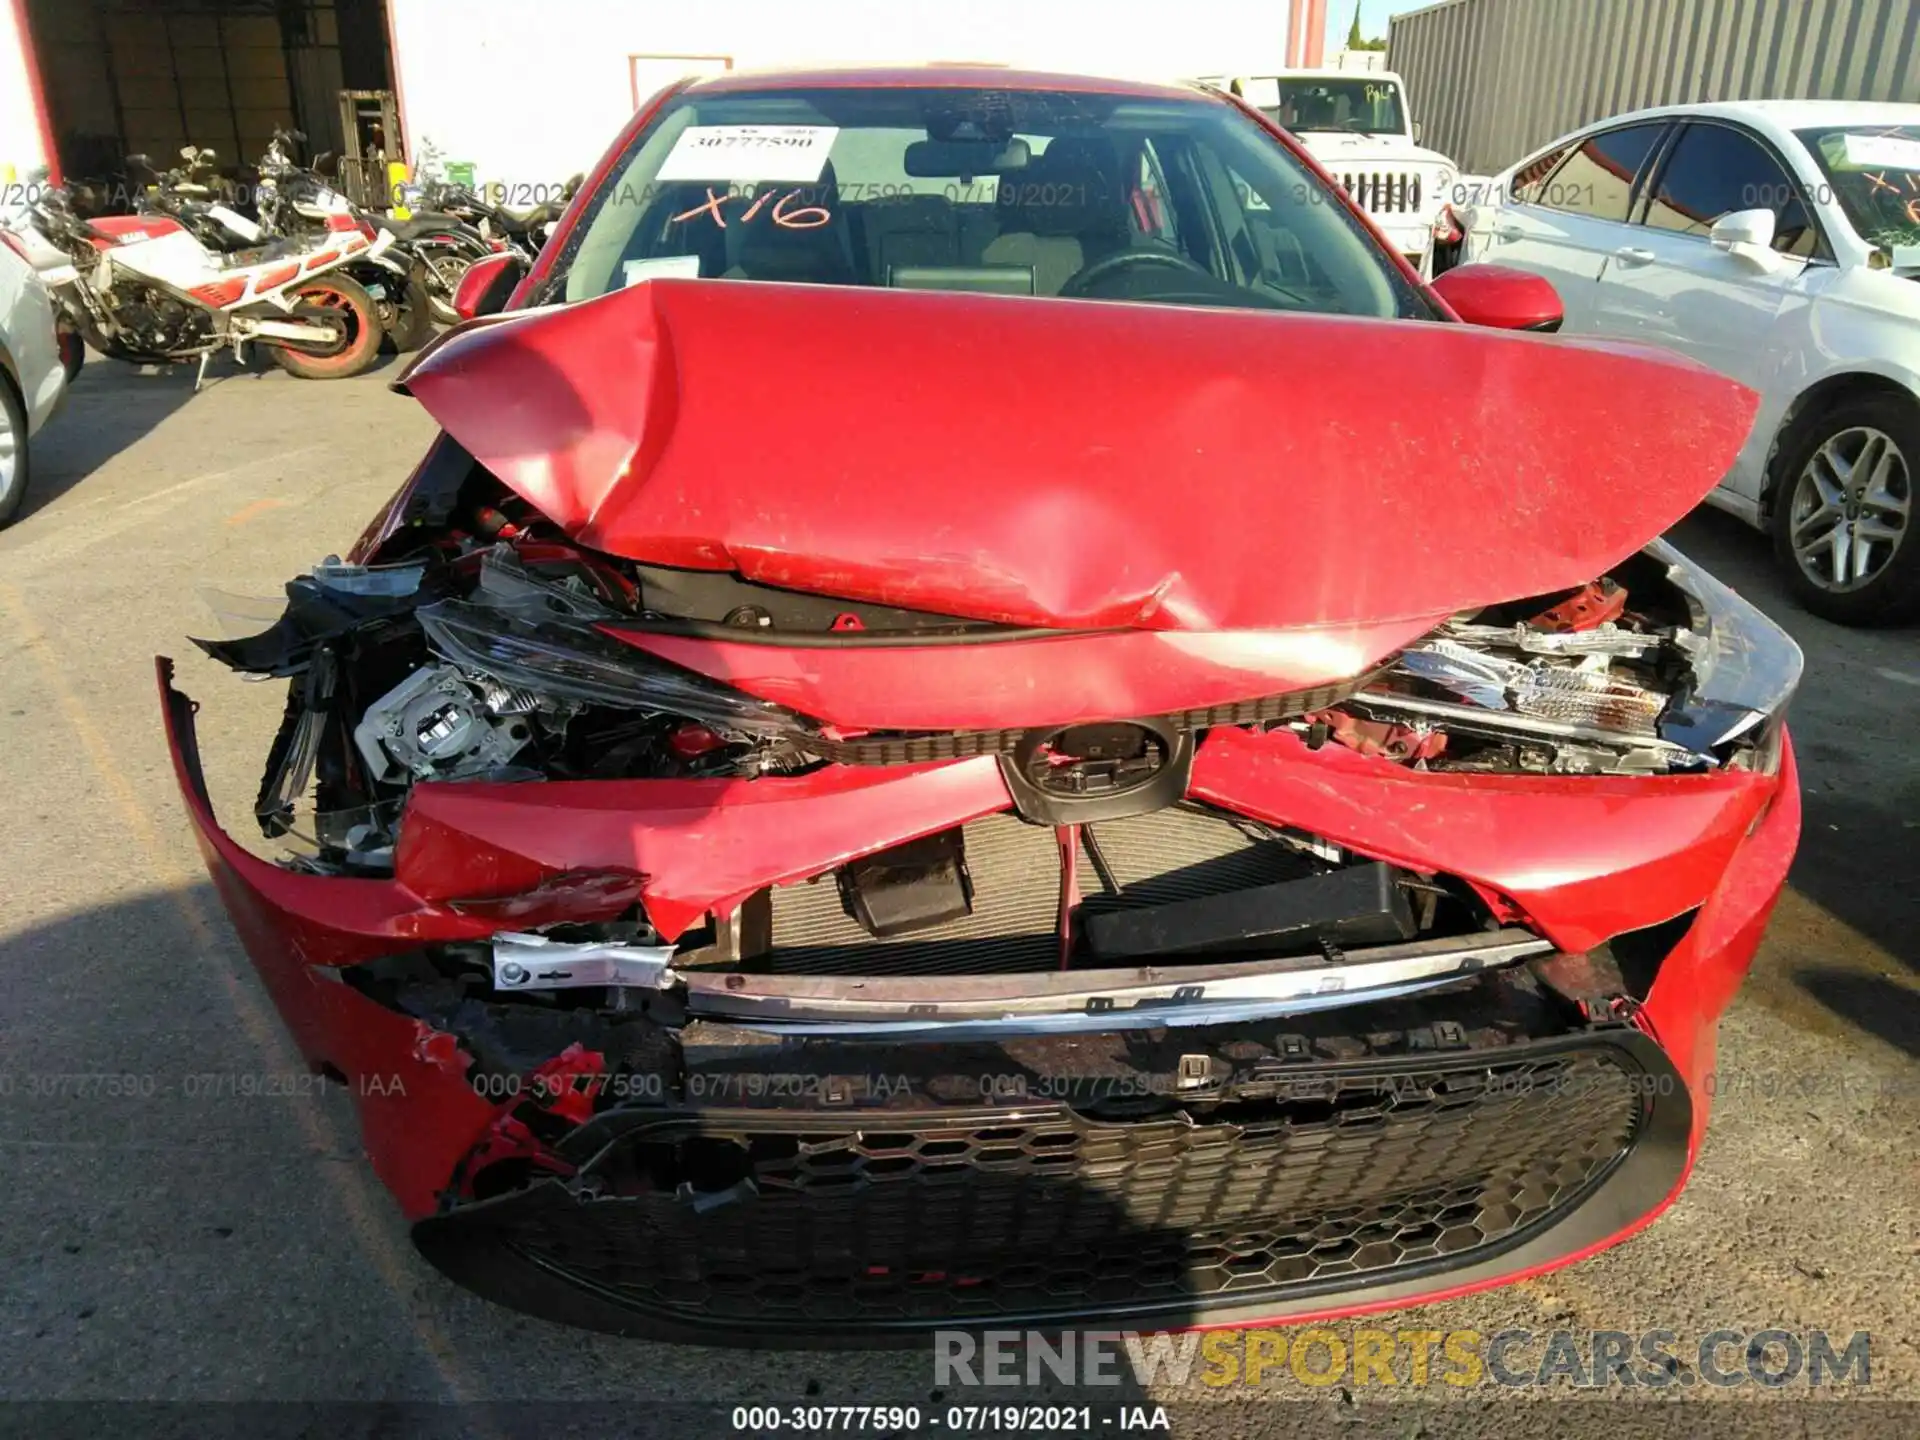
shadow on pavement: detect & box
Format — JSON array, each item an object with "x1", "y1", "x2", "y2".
[
  {"x1": 0, "y1": 881, "x2": 1165, "y2": 1412},
  {"x1": 17, "y1": 345, "x2": 417, "y2": 526},
  {"x1": 18, "y1": 360, "x2": 200, "y2": 520},
  {"x1": 1790, "y1": 968, "x2": 1920, "y2": 1059}
]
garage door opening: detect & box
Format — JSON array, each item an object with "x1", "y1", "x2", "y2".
[{"x1": 22, "y1": 0, "x2": 395, "y2": 204}]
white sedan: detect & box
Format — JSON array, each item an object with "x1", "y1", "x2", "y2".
[
  {"x1": 1460, "y1": 100, "x2": 1920, "y2": 625},
  {"x1": 0, "y1": 234, "x2": 69, "y2": 527}
]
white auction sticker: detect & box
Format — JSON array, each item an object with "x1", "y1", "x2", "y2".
[
  {"x1": 622, "y1": 254, "x2": 703, "y2": 286},
  {"x1": 655, "y1": 125, "x2": 840, "y2": 183},
  {"x1": 1840, "y1": 132, "x2": 1920, "y2": 169}
]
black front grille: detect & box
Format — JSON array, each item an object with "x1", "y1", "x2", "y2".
[
  {"x1": 1339, "y1": 170, "x2": 1423, "y2": 215},
  {"x1": 433, "y1": 1043, "x2": 1655, "y2": 1334}
]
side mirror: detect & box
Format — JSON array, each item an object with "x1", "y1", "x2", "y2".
[
  {"x1": 1710, "y1": 207, "x2": 1780, "y2": 271},
  {"x1": 453, "y1": 251, "x2": 529, "y2": 320},
  {"x1": 1429, "y1": 262, "x2": 1564, "y2": 332},
  {"x1": 1412, "y1": 120, "x2": 1424, "y2": 142}
]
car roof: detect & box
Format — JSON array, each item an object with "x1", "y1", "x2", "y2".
[
  {"x1": 684, "y1": 64, "x2": 1214, "y2": 102},
  {"x1": 1235, "y1": 69, "x2": 1404, "y2": 83},
  {"x1": 1555, "y1": 97, "x2": 1920, "y2": 138}
]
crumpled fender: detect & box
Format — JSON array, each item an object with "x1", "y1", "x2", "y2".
[
  {"x1": 394, "y1": 278, "x2": 1758, "y2": 635},
  {"x1": 1191, "y1": 725, "x2": 1786, "y2": 955}
]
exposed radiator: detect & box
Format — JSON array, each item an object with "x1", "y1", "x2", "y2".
[
  {"x1": 769, "y1": 814, "x2": 1058, "y2": 975},
  {"x1": 765, "y1": 806, "x2": 1318, "y2": 976}
]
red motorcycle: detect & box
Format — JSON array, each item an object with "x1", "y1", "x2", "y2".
[{"x1": 9, "y1": 176, "x2": 387, "y2": 384}]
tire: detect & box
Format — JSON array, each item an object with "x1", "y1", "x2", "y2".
[
  {"x1": 372, "y1": 274, "x2": 433, "y2": 353},
  {"x1": 411, "y1": 230, "x2": 492, "y2": 324},
  {"x1": 0, "y1": 373, "x2": 30, "y2": 529},
  {"x1": 57, "y1": 328, "x2": 85, "y2": 386},
  {"x1": 1769, "y1": 392, "x2": 1920, "y2": 626},
  {"x1": 270, "y1": 275, "x2": 384, "y2": 380}
]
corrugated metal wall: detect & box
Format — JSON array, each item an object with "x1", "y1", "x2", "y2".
[{"x1": 1390, "y1": 0, "x2": 1920, "y2": 173}]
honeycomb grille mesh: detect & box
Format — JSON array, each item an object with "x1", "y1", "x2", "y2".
[{"x1": 503, "y1": 1048, "x2": 1642, "y2": 1327}]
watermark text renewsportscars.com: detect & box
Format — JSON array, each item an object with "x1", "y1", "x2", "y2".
[{"x1": 935, "y1": 1327, "x2": 1872, "y2": 1389}]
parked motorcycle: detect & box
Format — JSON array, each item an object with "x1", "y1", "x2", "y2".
[
  {"x1": 253, "y1": 132, "x2": 437, "y2": 349},
  {"x1": 380, "y1": 198, "x2": 503, "y2": 326},
  {"x1": 136, "y1": 140, "x2": 432, "y2": 353},
  {"x1": 397, "y1": 139, "x2": 581, "y2": 322},
  {"x1": 4, "y1": 175, "x2": 387, "y2": 385},
  {"x1": 244, "y1": 130, "x2": 484, "y2": 328}
]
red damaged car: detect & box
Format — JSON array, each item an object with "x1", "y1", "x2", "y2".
[{"x1": 159, "y1": 68, "x2": 1802, "y2": 1341}]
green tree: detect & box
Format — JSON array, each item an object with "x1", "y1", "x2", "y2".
[{"x1": 1348, "y1": 11, "x2": 1364, "y2": 48}]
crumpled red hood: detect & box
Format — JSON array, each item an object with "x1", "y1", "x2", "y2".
[{"x1": 396, "y1": 278, "x2": 1756, "y2": 634}]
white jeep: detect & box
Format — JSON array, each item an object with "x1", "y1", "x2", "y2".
[{"x1": 1222, "y1": 70, "x2": 1467, "y2": 274}]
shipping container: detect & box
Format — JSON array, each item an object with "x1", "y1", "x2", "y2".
[{"x1": 1389, "y1": 0, "x2": 1920, "y2": 174}]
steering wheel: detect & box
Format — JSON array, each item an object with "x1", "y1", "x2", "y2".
[{"x1": 1059, "y1": 248, "x2": 1215, "y2": 297}]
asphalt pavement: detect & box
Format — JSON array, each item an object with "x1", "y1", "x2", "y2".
[{"x1": 0, "y1": 351, "x2": 1913, "y2": 1436}]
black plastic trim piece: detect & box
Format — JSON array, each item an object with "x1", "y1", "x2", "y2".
[
  {"x1": 998, "y1": 719, "x2": 1193, "y2": 825},
  {"x1": 1082, "y1": 860, "x2": 1415, "y2": 960},
  {"x1": 615, "y1": 618, "x2": 1075, "y2": 647},
  {"x1": 799, "y1": 674, "x2": 1378, "y2": 767}
]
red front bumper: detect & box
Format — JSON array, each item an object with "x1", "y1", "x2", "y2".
[{"x1": 159, "y1": 658, "x2": 1799, "y2": 1335}]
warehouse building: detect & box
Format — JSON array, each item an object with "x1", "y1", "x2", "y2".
[
  {"x1": 3, "y1": 0, "x2": 1350, "y2": 196},
  {"x1": 382, "y1": 0, "x2": 1335, "y2": 189},
  {"x1": 3, "y1": 0, "x2": 393, "y2": 187}
]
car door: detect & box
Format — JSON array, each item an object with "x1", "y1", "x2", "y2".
[
  {"x1": 1589, "y1": 119, "x2": 1826, "y2": 401},
  {"x1": 0, "y1": 244, "x2": 64, "y2": 431},
  {"x1": 1477, "y1": 120, "x2": 1672, "y2": 332}
]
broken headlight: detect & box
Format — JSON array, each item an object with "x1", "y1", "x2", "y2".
[
  {"x1": 1334, "y1": 542, "x2": 1801, "y2": 776},
  {"x1": 416, "y1": 599, "x2": 818, "y2": 743},
  {"x1": 1647, "y1": 539, "x2": 1802, "y2": 772}
]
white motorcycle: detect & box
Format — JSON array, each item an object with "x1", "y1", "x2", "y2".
[
  {"x1": 4, "y1": 174, "x2": 389, "y2": 386},
  {"x1": 135, "y1": 141, "x2": 432, "y2": 353}
]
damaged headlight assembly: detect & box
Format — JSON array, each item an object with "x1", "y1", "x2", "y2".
[
  {"x1": 195, "y1": 546, "x2": 821, "y2": 865},
  {"x1": 1314, "y1": 541, "x2": 1802, "y2": 777}
]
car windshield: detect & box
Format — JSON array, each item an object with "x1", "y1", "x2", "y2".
[
  {"x1": 1796, "y1": 123, "x2": 1920, "y2": 250},
  {"x1": 1262, "y1": 78, "x2": 1407, "y2": 136},
  {"x1": 545, "y1": 85, "x2": 1426, "y2": 319}
]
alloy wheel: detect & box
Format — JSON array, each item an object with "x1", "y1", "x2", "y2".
[{"x1": 1787, "y1": 424, "x2": 1912, "y2": 592}]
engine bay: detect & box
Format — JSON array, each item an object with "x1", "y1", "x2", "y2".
[
  {"x1": 175, "y1": 445, "x2": 1794, "y2": 1033},
  {"x1": 197, "y1": 456, "x2": 1788, "y2": 886}
]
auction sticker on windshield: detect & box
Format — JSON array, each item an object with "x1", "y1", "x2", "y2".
[
  {"x1": 1839, "y1": 132, "x2": 1920, "y2": 169},
  {"x1": 656, "y1": 125, "x2": 840, "y2": 183},
  {"x1": 623, "y1": 254, "x2": 703, "y2": 287}
]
